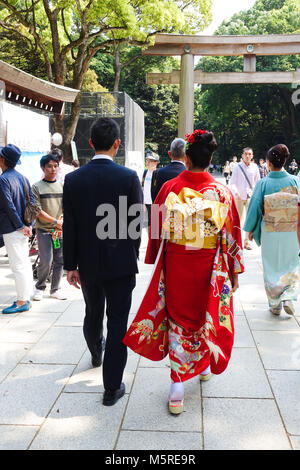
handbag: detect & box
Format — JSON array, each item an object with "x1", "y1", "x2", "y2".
[{"x1": 23, "y1": 177, "x2": 41, "y2": 225}]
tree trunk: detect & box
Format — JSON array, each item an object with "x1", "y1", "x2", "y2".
[
  {"x1": 52, "y1": 93, "x2": 82, "y2": 162},
  {"x1": 113, "y1": 45, "x2": 122, "y2": 93}
]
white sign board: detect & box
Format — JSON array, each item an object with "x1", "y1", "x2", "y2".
[{"x1": 125, "y1": 150, "x2": 145, "y2": 182}]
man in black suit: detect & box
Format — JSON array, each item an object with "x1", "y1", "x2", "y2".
[
  {"x1": 63, "y1": 118, "x2": 143, "y2": 406},
  {"x1": 151, "y1": 138, "x2": 186, "y2": 202}
]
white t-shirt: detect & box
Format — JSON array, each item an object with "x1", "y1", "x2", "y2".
[{"x1": 143, "y1": 170, "x2": 153, "y2": 205}]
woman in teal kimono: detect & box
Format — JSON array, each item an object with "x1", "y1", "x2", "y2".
[{"x1": 244, "y1": 144, "x2": 300, "y2": 315}]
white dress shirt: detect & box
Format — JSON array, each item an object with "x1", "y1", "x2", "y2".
[
  {"x1": 229, "y1": 161, "x2": 260, "y2": 200},
  {"x1": 92, "y1": 154, "x2": 113, "y2": 161}
]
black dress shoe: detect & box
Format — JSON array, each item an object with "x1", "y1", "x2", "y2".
[{"x1": 103, "y1": 383, "x2": 125, "y2": 406}]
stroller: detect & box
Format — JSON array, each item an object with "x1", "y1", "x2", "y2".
[{"x1": 29, "y1": 230, "x2": 39, "y2": 279}]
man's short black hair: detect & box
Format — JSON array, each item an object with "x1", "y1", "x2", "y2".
[
  {"x1": 40, "y1": 153, "x2": 59, "y2": 168},
  {"x1": 90, "y1": 118, "x2": 120, "y2": 151}
]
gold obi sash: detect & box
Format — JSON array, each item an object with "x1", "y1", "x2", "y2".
[
  {"x1": 162, "y1": 187, "x2": 229, "y2": 249},
  {"x1": 264, "y1": 187, "x2": 299, "y2": 233}
]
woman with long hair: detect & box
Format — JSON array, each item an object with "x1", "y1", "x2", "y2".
[
  {"x1": 244, "y1": 144, "x2": 300, "y2": 315},
  {"x1": 124, "y1": 130, "x2": 244, "y2": 414}
]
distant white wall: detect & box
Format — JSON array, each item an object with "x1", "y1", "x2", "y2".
[{"x1": 0, "y1": 101, "x2": 50, "y2": 183}]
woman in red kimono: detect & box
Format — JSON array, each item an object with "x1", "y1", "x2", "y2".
[{"x1": 124, "y1": 130, "x2": 244, "y2": 414}]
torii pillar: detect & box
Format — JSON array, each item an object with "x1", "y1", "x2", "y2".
[{"x1": 178, "y1": 50, "x2": 194, "y2": 138}]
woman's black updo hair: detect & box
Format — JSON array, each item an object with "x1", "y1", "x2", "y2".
[
  {"x1": 266, "y1": 144, "x2": 290, "y2": 169},
  {"x1": 185, "y1": 131, "x2": 218, "y2": 169}
]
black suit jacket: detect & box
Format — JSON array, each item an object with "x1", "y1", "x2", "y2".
[
  {"x1": 63, "y1": 158, "x2": 143, "y2": 281},
  {"x1": 151, "y1": 161, "x2": 186, "y2": 202}
]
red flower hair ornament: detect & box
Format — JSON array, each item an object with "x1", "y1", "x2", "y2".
[{"x1": 185, "y1": 129, "x2": 208, "y2": 146}]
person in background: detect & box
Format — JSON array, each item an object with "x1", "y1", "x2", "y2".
[
  {"x1": 32, "y1": 154, "x2": 66, "y2": 301},
  {"x1": 0, "y1": 144, "x2": 33, "y2": 314},
  {"x1": 229, "y1": 148, "x2": 260, "y2": 250},
  {"x1": 52, "y1": 148, "x2": 73, "y2": 184},
  {"x1": 244, "y1": 144, "x2": 300, "y2": 316},
  {"x1": 151, "y1": 138, "x2": 186, "y2": 203},
  {"x1": 289, "y1": 158, "x2": 298, "y2": 175},
  {"x1": 223, "y1": 160, "x2": 231, "y2": 185},
  {"x1": 141, "y1": 151, "x2": 159, "y2": 229},
  {"x1": 71, "y1": 159, "x2": 80, "y2": 169},
  {"x1": 258, "y1": 158, "x2": 268, "y2": 179},
  {"x1": 229, "y1": 156, "x2": 238, "y2": 176}
]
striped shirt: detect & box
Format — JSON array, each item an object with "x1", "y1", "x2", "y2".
[{"x1": 32, "y1": 179, "x2": 63, "y2": 232}]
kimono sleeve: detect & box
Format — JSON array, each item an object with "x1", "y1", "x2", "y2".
[
  {"x1": 226, "y1": 195, "x2": 245, "y2": 276},
  {"x1": 145, "y1": 185, "x2": 167, "y2": 264}
]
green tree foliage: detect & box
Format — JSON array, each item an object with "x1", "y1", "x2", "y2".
[
  {"x1": 194, "y1": 0, "x2": 300, "y2": 164},
  {"x1": 0, "y1": 0, "x2": 213, "y2": 159}
]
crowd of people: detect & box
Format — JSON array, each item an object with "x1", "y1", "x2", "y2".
[{"x1": 0, "y1": 118, "x2": 299, "y2": 415}]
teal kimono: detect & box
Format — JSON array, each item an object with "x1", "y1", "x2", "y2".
[{"x1": 244, "y1": 170, "x2": 300, "y2": 308}]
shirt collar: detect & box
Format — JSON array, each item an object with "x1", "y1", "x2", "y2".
[
  {"x1": 268, "y1": 170, "x2": 288, "y2": 178},
  {"x1": 171, "y1": 160, "x2": 185, "y2": 165},
  {"x1": 92, "y1": 154, "x2": 113, "y2": 161}
]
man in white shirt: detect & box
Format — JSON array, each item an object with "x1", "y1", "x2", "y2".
[
  {"x1": 141, "y1": 152, "x2": 159, "y2": 229},
  {"x1": 229, "y1": 147, "x2": 260, "y2": 250}
]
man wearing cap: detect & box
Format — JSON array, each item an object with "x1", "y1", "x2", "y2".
[
  {"x1": 0, "y1": 144, "x2": 34, "y2": 314},
  {"x1": 141, "y1": 151, "x2": 159, "y2": 229},
  {"x1": 150, "y1": 138, "x2": 186, "y2": 203}
]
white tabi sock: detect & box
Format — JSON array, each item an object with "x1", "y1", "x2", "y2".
[{"x1": 169, "y1": 382, "x2": 184, "y2": 401}]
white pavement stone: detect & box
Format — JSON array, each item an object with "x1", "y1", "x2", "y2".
[
  {"x1": 0, "y1": 312, "x2": 61, "y2": 343},
  {"x1": 0, "y1": 363, "x2": 74, "y2": 425},
  {"x1": 0, "y1": 342, "x2": 31, "y2": 382},
  {"x1": 253, "y1": 330, "x2": 300, "y2": 370},
  {"x1": 0, "y1": 425, "x2": 39, "y2": 450},
  {"x1": 203, "y1": 398, "x2": 291, "y2": 450},
  {"x1": 243, "y1": 303, "x2": 299, "y2": 331},
  {"x1": 290, "y1": 436, "x2": 300, "y2": 450},
  {"x1": 123, "y1": 368, "x2": 202, "y2": 432},
  {"x1": 267, "y1": 370, "x2": 300, "y2": 435},
  {"x1": 30, "y1": 392, "x2": 128, "y2": 450},
  {"x1": 22, "y1": 325, "x2": 86, "y2": 365},
  {"x1": 116, "y1": 431, "x2": 203, "y2": 451},
  {"x1": 233, "y1": 316, "x2": 255, "y2": 348},
  {"x1": 202, "y1": 348, "x2": 272, "y2": 399},
  {"x1": 54, "y1": 301, "x2": 85, "y2": 326}
]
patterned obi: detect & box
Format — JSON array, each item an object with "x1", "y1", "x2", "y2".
[
  {"x1": 162, "y1": 187, "x2": 229, "y2": 249},
  {"x1": 264, "y1": 187, "x2": 299, "y2": 233}
]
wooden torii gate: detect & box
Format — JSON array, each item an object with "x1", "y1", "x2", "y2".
[{"x1": 143, "y1": 34, "x2": 300, "y2": 137}]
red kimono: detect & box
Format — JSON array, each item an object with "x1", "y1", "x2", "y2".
[{"x1": 124, "y1": 171, "x2": 244, "y2": 383}]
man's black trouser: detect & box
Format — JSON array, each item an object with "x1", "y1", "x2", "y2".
[{"x1": 81, "y1": 274, "x2": 136, "y2": 391}]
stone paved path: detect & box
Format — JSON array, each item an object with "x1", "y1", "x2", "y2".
[{"x1": 1, "y1": 177, "x2": 300, "y2": 450}]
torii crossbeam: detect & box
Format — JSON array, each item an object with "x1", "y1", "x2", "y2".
[{"x1": 143, "y1": 34, "x2": 300, "y2": 137}]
